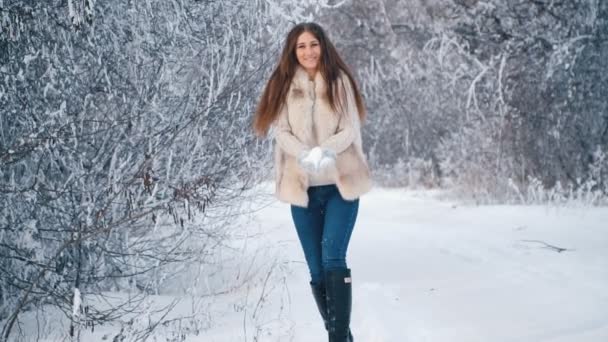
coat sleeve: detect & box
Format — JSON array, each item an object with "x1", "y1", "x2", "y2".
[
  {"x1": 274, "y1": 103, "x2": 310, "y2": 158},
  {"x1": 319, "y1": 75, "x2": 359, "y2": 154}
]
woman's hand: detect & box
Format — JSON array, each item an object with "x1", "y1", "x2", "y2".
[
  {"x1": 317, "y1": 148, "x2": 336, "y2": 171},
  {"x1": 298, "y1": 147, "x2": 336, "y2": 173},
  {"x1": 298, "y1": 148, "x2": 318, "y2": 173}
]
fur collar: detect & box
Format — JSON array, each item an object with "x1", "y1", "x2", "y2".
[{"x1": 291, "y1": 66, "x2": 327, "y2": 98}]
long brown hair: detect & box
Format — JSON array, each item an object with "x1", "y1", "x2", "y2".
[{"x1": 253, "y1": 22, "x2": 366, "y2": 137}]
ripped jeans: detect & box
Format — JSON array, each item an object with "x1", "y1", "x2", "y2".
[{"x1": 290, "y1": 184, "x2": 359, "y2": 285}]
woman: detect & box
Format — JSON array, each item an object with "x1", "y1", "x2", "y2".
[{"x1": 253, "y1": 22, "x2": 371, "y2": 342}]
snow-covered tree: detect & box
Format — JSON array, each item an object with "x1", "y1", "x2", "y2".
[
  {"x1": 0, "y1": 0, "x2": 335, "y2": 339},
  {"x1": 318, "y1": 0, "x2": 607, "y2": 201}
]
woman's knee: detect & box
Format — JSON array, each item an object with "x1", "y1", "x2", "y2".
[{"x1": 322, "y1": 257, "x2": 347, "y2": 271}]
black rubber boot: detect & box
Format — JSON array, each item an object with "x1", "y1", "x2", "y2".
[
  {"x1": 311, "y1": 282, "x2": 354, "y2": 341},
  {"x1": 311, "y1": 282, "x2": 330, "y2": 330},
  {"x1": 325, "y1": 268, "x2": 353, "y2": 342}
]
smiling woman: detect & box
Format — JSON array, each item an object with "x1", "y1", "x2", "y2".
[
  {"x1": 253, "y1": 22, "x2": 371, "y2": 342},
  {"x1": 295, "y1": 31, "x2": 322, "y2": 78}
]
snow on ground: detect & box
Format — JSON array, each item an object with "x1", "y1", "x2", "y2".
[
  {"x1": 234, "y1": 186, "x2": 608, "y2": 342},
  {"x1": 15, "y1": 185, "x2": 608, "y2": 341}
]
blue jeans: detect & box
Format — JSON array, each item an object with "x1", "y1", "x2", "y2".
[{"x1": 290, "y1": 184, "x2": 359, "y2": 285}]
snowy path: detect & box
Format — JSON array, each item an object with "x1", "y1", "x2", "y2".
[
  {"x1": 251, "y1": 187, "x2": 608, "y2": 342},
  {"x1": 17, "y1": 187, "x2": 608, "y2": 342}
]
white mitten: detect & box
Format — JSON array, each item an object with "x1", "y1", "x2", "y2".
[
  {"x1": 317, "y1": 148, "x2": 336, "y2": 171},
  {"x1": 298, "y1": 147, "x2": 323, "y2": 173}
]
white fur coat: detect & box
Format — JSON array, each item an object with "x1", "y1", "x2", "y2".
[{"x1": 273, "y1": 66, "x2": 372, "y2": 207}]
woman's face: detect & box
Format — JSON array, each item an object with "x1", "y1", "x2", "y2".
[{"x1": 295, "y1": 31, "x2": 321, "y2": 75}]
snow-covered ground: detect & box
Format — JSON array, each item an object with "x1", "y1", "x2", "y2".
[{"x1": 16, "y1": 186, "x2": 608, "y2": 341}]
